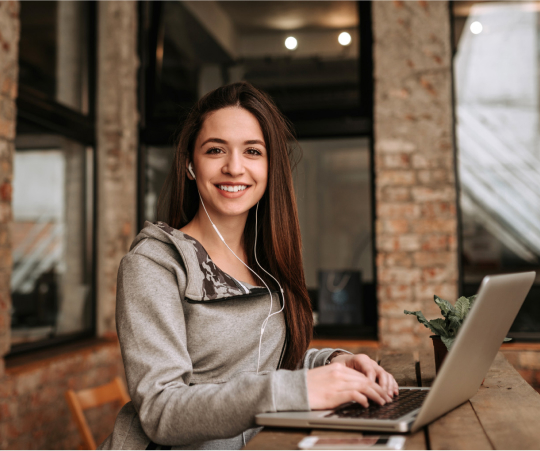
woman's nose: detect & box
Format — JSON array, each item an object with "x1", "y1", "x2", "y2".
[{"x1": 223, "y1": 152, "x2": 245, "y2": 177}]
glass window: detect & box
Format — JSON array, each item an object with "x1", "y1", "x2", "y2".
[
  {"x1": 19, "y1": 1, "x2": 90, "y2": 114},
  {"x1": 141, "y1": 1, "x2": 375, "y2": 338},
  {"x1": 453, "y1": 1, "x2": 540, "y2": 338},
  {"x1": 294, "y1": 138, "x2": 376, "y2": 334},
  {"x1": 10, "y1": 135, "x2": 94, "y2": 348}
]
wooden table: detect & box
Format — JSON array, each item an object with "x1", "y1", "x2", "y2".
[{"x1": 244, "y1": 351, "x2": 540, "y2": 450}]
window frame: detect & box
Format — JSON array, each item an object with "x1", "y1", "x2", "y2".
[{"x1": 7, "y1": 1, "x2": 98, "y2": 356}]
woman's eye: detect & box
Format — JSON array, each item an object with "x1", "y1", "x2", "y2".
[
  {"x1": 246, "y1": 148, "x2": 262, "y2": 156},
  {"x1": 206, "y1": 147, "x2": 223, "y2": 154}
]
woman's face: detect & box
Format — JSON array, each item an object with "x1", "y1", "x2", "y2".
[{"x1": 190, "y1": 107, "x2": 268, "y2": 219}]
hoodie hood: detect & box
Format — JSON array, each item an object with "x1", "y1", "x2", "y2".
[{"x1": 131, "y1": 221, "x2": 275, "y2": 302}]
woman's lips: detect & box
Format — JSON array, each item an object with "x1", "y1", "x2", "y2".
[{"x1": 215, "y1": 184, "x2": 251, "y2": 198}]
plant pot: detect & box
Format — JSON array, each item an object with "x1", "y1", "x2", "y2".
[{"x1": 430, "y1": 335, "x2": 448, "y2": 374}]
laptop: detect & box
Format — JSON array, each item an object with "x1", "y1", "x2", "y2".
[{"x1": 256, "y1": 271, "x2": 536, "y2": 433}]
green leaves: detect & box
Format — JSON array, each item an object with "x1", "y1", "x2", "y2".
[
  {"x1": 428, "y1": 318, "x2": 447, "y2": 336},
  {"x1": 454, "y1": 296, "x2": 470, "y2": 320},
  {"x1": 404, "y1": 293, "x2": 511, "y2": 351},
  {"x1": 434, "y1": 295, "x2": 455, "y2": 317},
  {"x1": 404, "y1": 310, "x2": 430, "y2": 330},
  {"x1": 446, "y1": 316, "x2": 461, "y2": 337},
  {"x1": 404, "y1": 311, "x2": 448, "y2": 337}
]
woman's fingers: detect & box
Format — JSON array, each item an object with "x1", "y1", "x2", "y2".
[
  {"x1": 380, "y1": 370, "x2": 395, "y2": 399},
  {"x1": 340, "y1": 366, "x2": 390, "y2": 404},
  {"x1": 392, "y1": 374, "x2": 400, "y2": 395},
  {"x1": 376, "y1": 369, "x2": 389, "y2": 396},
  {"x1": 307, "y1": 362, "x2": 399, "y2": 411},
  {"x1": 372, "y1": 364, "x2": 399, "y2": 399},
  {"x1": 349, "y1": 391, "x2": 369, "y2": 408},
  {"x1": 337, "y1": 354, "x2": 400, "y2": 401},
  {"x1": 362, "y1": 385, "x2": 388, "y2": 406},
  {"x1": 365, "y1": 368, "x2": 377, "y2": 383}
]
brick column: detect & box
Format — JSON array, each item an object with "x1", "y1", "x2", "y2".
[
  {"x1": 0, "y1": 1, "x2": 19, "y2": 368},
  {"x1": 96, "y1": 1, "x2": 139, "y2": 336},
  {"x1": 373, "y1": 1, "x2": 459, "y2": 349}
]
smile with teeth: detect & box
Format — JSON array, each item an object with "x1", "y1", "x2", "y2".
[{"x1": 218, "y1": 185, "x2": 248, "y2": 193}]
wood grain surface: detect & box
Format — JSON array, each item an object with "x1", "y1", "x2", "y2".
[
  {"x1": 469, "y1": 353, "x2": 540, "y2": 450},
  {"x1": 427, "y1": 401, "x2": 492, "y2": 450},
  {"x1": 418, "y1": 350, "x2": 436, "y2": 388}
]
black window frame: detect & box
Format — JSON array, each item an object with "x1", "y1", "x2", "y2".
[{"x1": 7, "y1": 1, "x2": 98, "y2": 356}]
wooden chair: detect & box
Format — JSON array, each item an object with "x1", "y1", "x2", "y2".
[{"x1": 65, "y1": 376, "x2": 130, "y2": 450}]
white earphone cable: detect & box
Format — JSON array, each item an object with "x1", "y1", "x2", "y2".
[
  {"x1": 254, "y1": 201, "x2": 285, "y2": 337},
  {"x1": 197, "y1": 192, "x2": 285, "y2": 373}
]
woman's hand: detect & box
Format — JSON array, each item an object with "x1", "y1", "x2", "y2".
[
  {"x1": 306, "y1": 363, "x2": 392, "y2": 410},
  {"x1": 330, "y1": 353, "x2": 399, "y2": 399}
]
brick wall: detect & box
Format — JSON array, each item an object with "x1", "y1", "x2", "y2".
[
  {"x1": 96, "y1": 1, "x2": 139, "y2": 337},
  {"x1": 372, "y1": 1, "x2": 459, "y2": 349},
  {"x1": 0, "y1": 0, "x2": 19, "y2": 364},
  {"x1": 0, "y1": 340, "x2": 125, "y2": 450}
]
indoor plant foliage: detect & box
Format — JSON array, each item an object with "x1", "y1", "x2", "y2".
[{"x1": 404, "y1": 294, "x2": 511, "y2": 351}]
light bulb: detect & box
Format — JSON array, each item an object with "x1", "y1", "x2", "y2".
[
  {"x1": 285, "y1": 36, "x2": 297, "y2": 50},
  {"x1": 338, "y1": 32, "x2": 352, "y2": 46},
  {"x1": 470, "y1": 21, "x2": 483, "y2": 34}
]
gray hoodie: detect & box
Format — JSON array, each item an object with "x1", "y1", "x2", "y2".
[{"x1": 99, "y1": 221, "x2": 350, "y2": 450}]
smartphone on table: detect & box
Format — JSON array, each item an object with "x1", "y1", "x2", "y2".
[{"x1": 298, "y1": 435, "x2": 406, "y2": 450}]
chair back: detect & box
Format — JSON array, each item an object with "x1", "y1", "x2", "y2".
[{"x1": 65, "y1": 376, "x2": 130, "y2": 450}]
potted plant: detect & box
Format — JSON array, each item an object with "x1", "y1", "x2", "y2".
[{"x1": 404, "y1": 294, "x2": 511, "y2": 373}]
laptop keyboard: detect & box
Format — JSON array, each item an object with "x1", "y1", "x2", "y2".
[{"x1": 327, "y1": 389, "x2": 428, "y2": 421}]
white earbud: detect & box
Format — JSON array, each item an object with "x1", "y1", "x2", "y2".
[{"x1": 188, "y1": 162, "x2": 196, "y2": 180}]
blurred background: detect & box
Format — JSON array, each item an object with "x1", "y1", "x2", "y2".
[{"x1": 0, "y1": 1, "x2": 540, "y2": 449}]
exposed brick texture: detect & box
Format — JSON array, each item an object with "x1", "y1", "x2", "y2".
[
  {"x1": 0, "y1": 0, "x2": 19, "y2": 362},
  {"x1": 372, "y1": 1, "x2": 458, "y2": 350},
  {"x1": 0, "y1": 340, "x2": 126, "y2": 450},
  {"x1": 96, "y1": 1, "x2": 139, "y2": 336}
]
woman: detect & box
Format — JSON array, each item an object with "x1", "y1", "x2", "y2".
[{"x1": 100, "y1": 82, "x2": 398, "y2": 450}]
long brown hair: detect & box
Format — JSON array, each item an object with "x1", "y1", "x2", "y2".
[{"x1": 157, "y1": 82, "x2": 313, "y2": 370}]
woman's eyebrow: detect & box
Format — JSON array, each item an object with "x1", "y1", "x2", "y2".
[
  {"x1": 200, "y1": 137, "x2": 265, "y2": 147},
  {"x1": 244, "y1": 139, "x2": 265, "y2": 146},
  {"x1": 201, "y1": 138, "x2": 226, "y2": 147}
]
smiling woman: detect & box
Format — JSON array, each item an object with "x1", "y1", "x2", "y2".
[
  {"x1": 159, "y1": 82, "x2": 312, "y2": 367},
  {"x1": 99, "y1": 82, "x2": 397, "y2": 450},
  {"x1": 187, "y1": 107, "x2": 268, "y2": 218}
]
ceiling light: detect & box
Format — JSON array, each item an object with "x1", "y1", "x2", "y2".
[
  {"x1": 285, "y1": 36, "x2": 297, "y2": 50},
  {"x1": 470, "y1": 21, "x2": 483, "y2": 34},
  {"x1": 338, "y1": 32, "x2": 352, "y2": 46}
]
